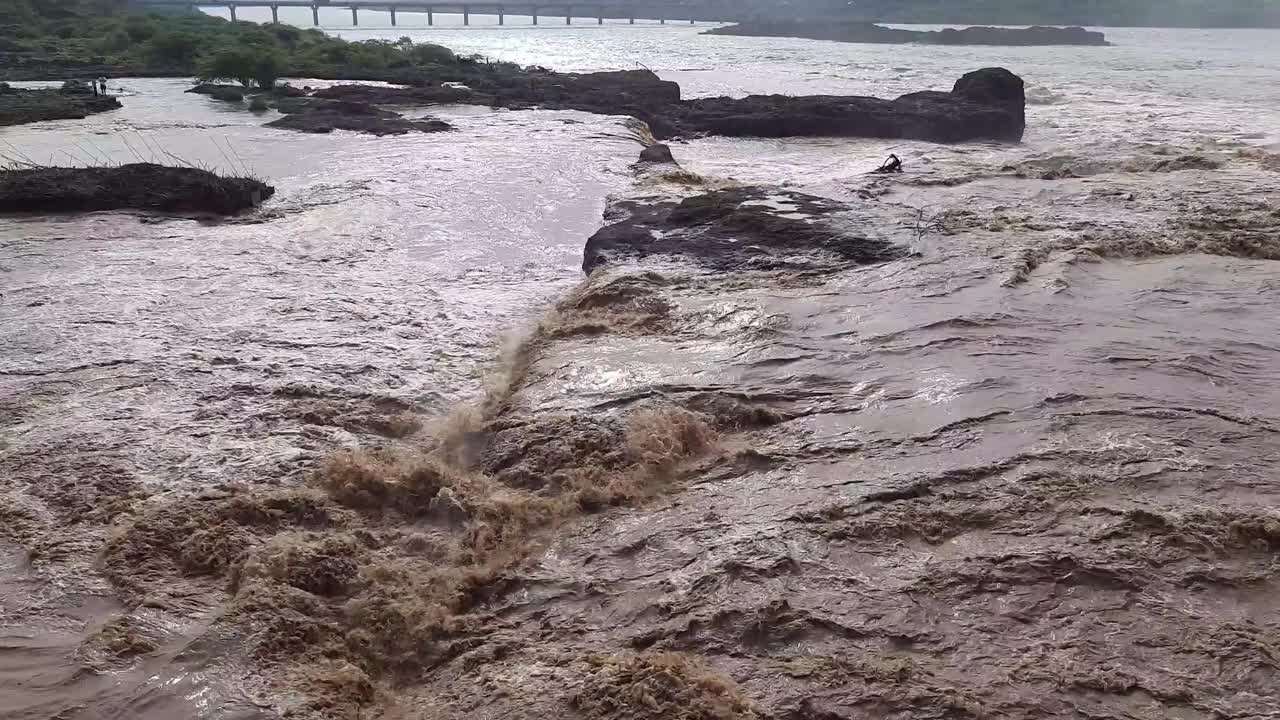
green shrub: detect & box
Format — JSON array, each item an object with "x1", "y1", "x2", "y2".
[
  {"x1": 124, "y1": 16, "x2": 155, "y2": 42},
  {"x1": 271, "y1": 24, "x2": 300, "y2": 47},
  {"x1": 148, "y1": 31, "x2": 198, "y2": 65},
  {"x1": 408, "y1": 42, "x2": 454, "y2": 65},
  {"x1": 252, "y1": 50, "x2": 284, "y2": 90},
  {"x1": 200, "y1": 46, "x2": 285, "y2": 89},
  {"x1": 95, "y1": 29, "x2": 130, "y2": 53}
]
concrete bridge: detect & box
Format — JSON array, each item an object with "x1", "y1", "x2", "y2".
[{"x1": 135, "y1": 0, "x2": 742, "y2": 25}]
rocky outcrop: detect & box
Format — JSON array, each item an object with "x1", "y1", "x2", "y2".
[
  {"x1": 308, "y1": 68, "x2": 682, "y2": 122},
  {"x1": 311, "y1": 83, "x2": 475, "y2": 105},
  {"x1": 187, "y1": 83, "x2": 245, "y2": 102},
  {"x1": 265, "y1": 97, "x2": 452, "y2": 136},
  {"x1": 668, "y1": 67, "x2": 1026, "y2": 142},
  {"x1": 706, "y1": 21, "x2": 1110, "y2": 46},
  {"x1": 637, "y1": 143, "x2": 677, "y2": 164},
  {"x1": 584, "y1": 188, "x2": 907, "y2": 273},
  {"x1": 303, "y1": 67, "x2": 1025, "y2": 143},
  {"x1": 0, "y1": 85, "x2": 121, "y2": 127},
  {"x1": 0, "y1": 163, "x2": 273, "y2": 214}
]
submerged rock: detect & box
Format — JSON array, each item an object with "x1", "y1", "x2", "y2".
[
  {"x1": 706, "y1": 21, "x2": 1110, "y2": 46},
  {"x1": 0, "y1": 163, "x2": 274, "y2": 215},
  {"x1": 584, "y1": 187, "x2": 907, "y2": 273},
  {"x1": 0, "y1": 87, "x2": 121, "y2": 127}
]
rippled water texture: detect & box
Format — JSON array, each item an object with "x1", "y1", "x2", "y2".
[{"x1": 3, "y1": 19, "x2": 1280, "y2": 720}]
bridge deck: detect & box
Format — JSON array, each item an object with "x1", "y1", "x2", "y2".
[{"x1": 139, "y1": 0, "x2": 736, "y2": 24}]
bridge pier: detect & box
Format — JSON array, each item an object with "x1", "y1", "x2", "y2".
[
  {"x1": 350, "y1": 6, "x2": 357, "y2": 25},
  {"x1": 228, "y1": 3, "x2": 236, "y2": 22},
  {"x1": 597, "y1": 11, "x2": 603, "y2": 24},
  {"x1": 498, "y1": 7, "x2": 504, "y2": 24},
  {"x1": 389, "y1": 7, "x2": 396, "y2": 25},
  {"x1": 629, "y1": 17, "x2": 634, "y2": 23},
  {"x1": 270, "y1": 5, "x2": 278, "y2": 23},
  {"x1": 427, "y1": 8, "x2": 433, "y2": 25},
  {"x1": 565, "y1": 8, "x2": 571, "y2": 24},
  {"x1": 311, "y1": 4, "x2": 318, "y2": 25},
  {"x1": 464, "y1": 7, "x2": 470, "y2": 24}
]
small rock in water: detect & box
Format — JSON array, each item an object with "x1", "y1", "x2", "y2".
[{"x1": 638, "y1": 144, "x2": 676, "y2": 164}]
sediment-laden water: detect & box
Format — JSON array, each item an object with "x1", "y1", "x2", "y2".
[{"x1": 3, "y1": 21, "x2": 1280, "y2": 720}]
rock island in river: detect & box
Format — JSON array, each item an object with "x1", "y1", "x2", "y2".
[{"x1": 705, "y1": 21, "x2": 1111, "y2": 46}]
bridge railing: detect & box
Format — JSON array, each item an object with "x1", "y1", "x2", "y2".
[{"x1": 135, "y1": 0, "x2": 747, "y2": 25}]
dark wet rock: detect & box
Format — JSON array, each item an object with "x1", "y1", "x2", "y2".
[
  {"x1": 307, "y1": 69, "x2": 682, "y2": 125},
  {"x1": 522, "y1": 68, "x2": 683, "y2": 113},
  {"x1": 270, "y1": 84, "x2": 307, "y2": 98},
  {"x1": 0, "y1": 87, "x2": 120, "y2": 127},
  {"x1": 0, "y1": 163, "x2": 274, "y2": 215},
  {"x1": 187, "y1": 83, "x2": 246, "y2": 102},
  {"x1": 311, "y1": 83, "x2": 475, "y2": 105},
  {"x1": 706, "y1": 21, "x2": 1110, "y2": 46},
  {"x1": 584, "y1": 187, "x2": 907, "y2": 273},
  {"x1": 186, "y1": 83, "x2": 235, "y2": 95},
  {"x1": 668, "y1": 67, "x2": 1025, "y2": 142},
  {"x1": 265, "y1": 98, "x2": 452, "y2": 136},
  {"x1": 638, "y1": 144, "x2": 677, "y2": 164},
  {"x1": 209, "y1": 87, "x2": 244, "y2": 102},
  {"x1": 248, "y1": 97, "x2": 270, "y2": 113},
  {"x1": 297, "y1": 68, "x2": 1026, "y2": 143},
  {"x1": 267, "y1": 111, "x2": 450, "y2": 136}
]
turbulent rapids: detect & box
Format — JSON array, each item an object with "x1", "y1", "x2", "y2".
[{"x1": 3, "y1": 21, "x2": 1280, "y2": 720}]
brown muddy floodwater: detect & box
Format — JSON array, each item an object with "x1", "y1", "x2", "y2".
[{"x1": 4, "y1": 23, "x2": 1280, "y2": 720}]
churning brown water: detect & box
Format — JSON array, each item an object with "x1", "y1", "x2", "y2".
[{"x1": 3, "y1": 23, "x2": 1280, "y2": 720}]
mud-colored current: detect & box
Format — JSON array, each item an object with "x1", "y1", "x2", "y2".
[{"x1": 3, "y1": 22, "x2": 1280, "y2": 720}]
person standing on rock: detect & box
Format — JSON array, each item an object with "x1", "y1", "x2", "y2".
[{"x1": 98, "y1": 77, "x2": 108, "y2": 95}]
